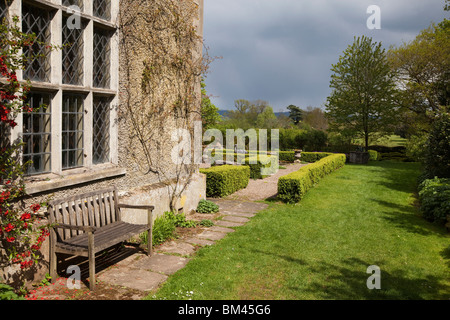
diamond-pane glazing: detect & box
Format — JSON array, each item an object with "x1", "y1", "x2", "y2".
[
  {"x1": 93, "y1": 96, "x2": 110, "y2": 164},
  {"x1": 62, "y1": 15, "x2": 84, "y2": 85},
  {"x1": 93, "y1": 28, "x2": 111, "y2": 88},
  {"x1": 22, "y1": 4, "x2": 52, "y2": 82},
  {"x1": 93, "y1": 0, "x2": 110, "y2": 21}
]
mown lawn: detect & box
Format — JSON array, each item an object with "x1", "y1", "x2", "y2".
[{"x1": 147, "y1": 161, "x2": 450, "y2": 300}]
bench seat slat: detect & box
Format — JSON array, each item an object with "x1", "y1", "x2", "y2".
[{"x1": 55, "y1": 221, "x2": 149, "y2": 255}]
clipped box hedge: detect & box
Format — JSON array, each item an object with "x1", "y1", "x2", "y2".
[
  {"x1": 278, "y1": 151, "x2": 295, "y2": 162},
  {"x1": 278, "y1": 153, "x2": 346, "y2": 203},
  {"x1": 200, "y1": 165, "x2": 250, "y2": 198},
  {"x1": 300, "y1": 152, "x2": 334, "y2": 163},
  {"x1": 244, "y1": 155, "x2": 278, "y2": 179}
]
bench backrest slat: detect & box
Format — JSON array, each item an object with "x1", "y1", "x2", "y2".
[{"x1": 48, "y1": 187, "x2": 121, "y2": 241}]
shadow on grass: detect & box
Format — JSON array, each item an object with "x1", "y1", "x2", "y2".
[
  {"x1": 372, "y1": 199, "x2": 446, "y2": 237},
  {"x1": 291, "y1": 257, "x2": 450, "y2": 300}
]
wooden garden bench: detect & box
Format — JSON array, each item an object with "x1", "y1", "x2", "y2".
[{"x1": 47, "y1": 187, "x2": 154, "y2": 290}]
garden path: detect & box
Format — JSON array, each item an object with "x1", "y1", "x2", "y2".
[{"x1": 225, "y1": 162, "x2": 307, "y2": 201}]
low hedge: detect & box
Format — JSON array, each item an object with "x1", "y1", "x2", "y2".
[
  {"x1": 209, "y1": 152, "x2": 278, "y2": 180},
  {"x1": 300, "y1": 152, "x2": 334, "y2": 163},
  {"x1": 278, "y1": 153, "x2": 346, "y2": 203},
  {"x1": 200, "y1": 165, "x2": 250, "y2": 197},
  {"x1": 418, "y1": 177, "x2": 450, "y2": 225},
  {"x1": 278, "y1": 151, "x2": 295, "y2": 162},
  {"x1": 368, "y1": 150, "x2": 379, "y2": 161}
]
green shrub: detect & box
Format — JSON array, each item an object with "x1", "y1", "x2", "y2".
[
  {"x1": 200, "y1": 165, "x2": 250, "y2": 197},
  {"x1": 300, "y1": 152, "x2": 334, "y2": 163},
  {"x1": 418, "y1": 177, "x2": 450, "y2": 224},
  {"x1": 199, "y1": 219, "x2": 214, "y2": 227},
  {"x1": 278, "y1": 151, "x2": 295, "y2": 162},
  {"x1": 423, "y1": 112, "x2": 450, "y2": 179},
  {"x1": 368, "y1": 150, "x2": 378, "y2": 161},
  {"x1": 278, "y1": 153, "x2": 346, "y2": 203},
  {"x1": 379, "y1": 152, "x2": 411, "y2": 162},
  {"x1": 196, "y1": 199, "x2": 219, "y2": 213},
  {"x1": 0, "y1": 283, "x2": 24, "y2": 300},
  {"x1": 150, "y1": 212, "x2": 177, "y2": 245}
]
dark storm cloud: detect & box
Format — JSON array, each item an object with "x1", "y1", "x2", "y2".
[{"x1": 203, "y1": 0, "x2": 448, "y2": 112}]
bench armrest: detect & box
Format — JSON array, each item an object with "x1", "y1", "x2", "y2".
[
  {"x1": 117, "y1": 203, "x2": 155, "y2": 211},
  {"x1": 53, "y1": 223, "x2": 97, "y2": 233}
]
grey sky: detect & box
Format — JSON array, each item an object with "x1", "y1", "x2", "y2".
[{"x1": 203, "y1": 0, "x2": 449, "y2": 112}]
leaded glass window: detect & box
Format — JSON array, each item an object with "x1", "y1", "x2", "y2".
[
  {"x1": 93, "y1": 28, "x2": 111, "y2": 88},
  {"x1": 0, "y1": 0, "x2": 8, "y2": 22},
  {"x1": 62, "y1": 0, "x2": 84, "y2": 11},
  {"x1": 62, "y1": 15, "x2": 84, "y2": 85},
  {"x1": 22, "y1": 4, "x2": 52, "y2": 82},
  {"x1": 93, "y1": 0, "x2": 110, "y2": 21},
  {"x1": 22, "y1": 92, "x2": 52, "y2": 175},
  {"x1": 93, "y1": 96, "x2": 110, "y2": 164},
  {"x1": 62, "y1": 94, "x2": 84, "y2": 169}
]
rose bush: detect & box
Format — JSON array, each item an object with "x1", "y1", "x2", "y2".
[{"x1": 1, "y1": 16, "x2": 50, "y2": 270}]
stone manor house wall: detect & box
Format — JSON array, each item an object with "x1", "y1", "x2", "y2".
[{"x1": 0, "y1": 0, "x2": 205, "y2": 285}]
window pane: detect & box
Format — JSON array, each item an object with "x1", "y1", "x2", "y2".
[
  {"x1": 22, "y1": 92, "x2": 52, "y2": 175},
  {"x1": 93, "y1": 28, "x2": 111, "y2": 88},
  {"x1": 0, "y1": 1, "x2": 8, "y2": 22},
  {"x1": 92, "y1": 96, "x2": 111, "y2": 164},
  {"x1": 22, "y1": 4, "x2": 51, "y2": 82},
  {"x1": 93, "y1": 0, "x2": 110, "y2": 21},
  {"x1": 62, "y1": 15, "x2": 84, "y2": 85},
  {"x1": 62, "y1": 0, "x2": 84, "y2": 11},
  {"x1": 62, "y1": 94, "x2": 84, "y2": 169}
]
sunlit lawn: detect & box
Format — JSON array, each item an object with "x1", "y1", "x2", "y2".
[{"x1": 147, "y1": 161, "x2": 450, "y2": 300}]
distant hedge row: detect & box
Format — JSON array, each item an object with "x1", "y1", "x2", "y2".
[
  {"x1": 200, "y1": 165, "x2": 250, "y2": 198},
  {"x1": 278, "y1": 153, "x2": 346, "y2": 203}
]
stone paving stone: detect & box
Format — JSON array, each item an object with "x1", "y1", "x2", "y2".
[
  {"x1": 131, "y1": 254, "x2": 191, "y2": 275},
  {"x1": 209, "y1": 226, "x2": 235, "y2": 233},
  {"x1": 156, "y1": 240, "x2": 196, "y2": 256},
  {"x1": 220, "y1": 210, "x2": 255, "y2": 218},
  {"x1": 183, "y1": 237, "x2": 215, "y2": 246},
  {"x1": 222, "y1": 215, "x2": 249, "y2": 223},
  {"x1": 215, "y1": 220, "x2": 244, "y2": 227},
  {"x1": 97, "y1": 267, "x2": 167, "y2": 291},
  {"x1": 197, "y1": 230, "x2": 228, "y2": 241}
]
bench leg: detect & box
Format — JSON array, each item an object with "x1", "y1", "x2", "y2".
[
  {"x1": 49, "y1": 230, "x2": 57, "y2": 283},
  {"x1": 147, "y1": 227, "x2": 152, "y2": 256},
  {"x1": 147, "y1": 208, "x2": 153, "y2": 256},
  {"x1": 88, "y1": 232, "x2": 96, "y2": 290},
  {"x1": 50, "y1": 244, "x2": 57, "y2": 283}
]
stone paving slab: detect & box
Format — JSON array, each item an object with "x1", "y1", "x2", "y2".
[
  {"x1": 156, "y1": 240, "x2": 196, "y2": 256},
  {"x1": 97, "y1": 267, "x2": 167, "y2": 292},
  {"x1": 209, "y1": 199, "x2": 268, "y2": 213},
  {"x1": 209, "y1": 226, "x2": 235, "y2": 233},
  {"x1": 215, "y1": 220, "x2": 244, "y2": 227},
  {"x1": 222, "y1": 215, "x2": 249, "y2": 223},
  {"x1": 197, "y1": 230, "x2": 228, "y2": 241},
  {"x1": 183, "y1": 237, "x2": 215, "y2": 247},
  {"x1": 131, "y1": 254, "x2": 191, "y2": 275},
  {"x1": 220, "y1": 210, "x2": 256, "y2": 218}
]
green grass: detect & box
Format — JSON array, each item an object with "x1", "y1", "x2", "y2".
[
  {"x1": 146, "y1": 161, "x2": 450, "y2": 300},
  {"x1": 354, "y1": 134, "x2": 407, "y2": 147}
]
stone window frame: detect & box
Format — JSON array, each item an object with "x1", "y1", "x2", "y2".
[{"x1": 3, "y1": 0, "x2": 120, "y2": 193}]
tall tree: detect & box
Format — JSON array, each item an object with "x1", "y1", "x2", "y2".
[
  {"x1": 200, "y1": 79, "x2": 221, "y2": 132},
  {"x1": 387, "y1": 19, "x2": 449, "y2": 134},
  {"x1": 287, "y1": 104, "x2": 303, "y2": 124},
  {"x1": 325, "y1": 36, "x2": 399, "y2": 149}
]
